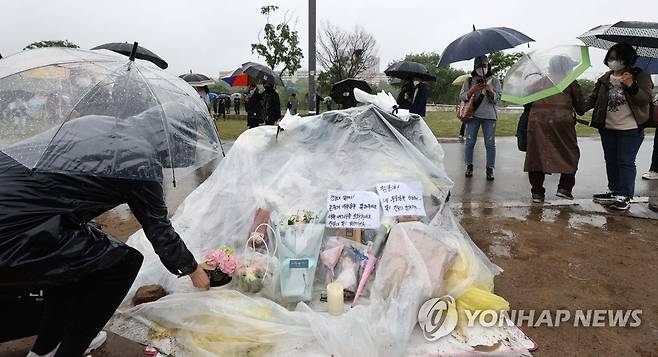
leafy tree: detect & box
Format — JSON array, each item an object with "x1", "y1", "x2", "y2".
[
  {"x1": 251, "y1": 5, "x2": 303, "y2": 78},
  {"x1": 488, "y1": 50, "x2": 524, "y2": 80},
  {"x1": 391, "y1": 52, "x2": 467, "y2": 105},
  {"x1": 316, "y1": 23, "x2": 378, "y2": 88},
  {"x1": 24, "y1": 40, "x2": 79, "y2": 50}
]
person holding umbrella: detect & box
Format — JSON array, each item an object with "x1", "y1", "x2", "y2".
[
  {"x1": 523, "y1": 55, "x2": 588, "y2": 202},
  {"x1": 262, "y1": 83, "x2": 281, "y2": 125},
  {"x1": 410, "y1": 77, "x2": 429, "y2": 117},
  {"x1": 585, "y1": 43, "x2": 654, "y2": 210},
  {"x1": 459, "y1": 55, "x2": 502, "y2": 181},
  {"x1": 0, "y1": 47, "x2": 219, "y2": 357},
  {"x1": 245, "y1": 84, "x2": 262, "y2": 129}
]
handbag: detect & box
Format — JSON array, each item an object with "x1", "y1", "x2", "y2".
[
  {"x1": 457, "y1": 78, "x2": 485, "y2": 122},
  {"x1": 516, "y1": 104, "x2": 531, "y2": 152},
  {"x1": 236, "y1": 223, "x2": 279, "y2": 294}
]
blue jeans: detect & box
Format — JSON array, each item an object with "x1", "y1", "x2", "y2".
[
  {"x1": 464, "y1": 117, "x2": 496, "y2": 168},
  {"x1": 599, "y1": 128, "x2": 644, "y2": 198}
]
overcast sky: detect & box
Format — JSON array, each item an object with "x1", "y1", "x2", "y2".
[{"x1": 2, "y1": 0, "x2": 657, "y2": 80}]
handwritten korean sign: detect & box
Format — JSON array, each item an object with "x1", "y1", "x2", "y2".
[
  {"x1": 326, "y1": 190, "x2": 380, "y2": 229},
  {"x1": 376, "y1": 182, "x2": 426, "y2": 217}
]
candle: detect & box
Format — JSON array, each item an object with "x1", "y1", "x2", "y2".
[{"x1": 327, "y1": 282, "x2": 344, "y2": 316}]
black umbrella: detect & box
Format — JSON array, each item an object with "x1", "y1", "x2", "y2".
[
  {"x1": 241, "y1": 62, "x2": 284, "y2": 86},
  {"x1": 330, "y1": 78, "x2": 371, "y2": 106},
  {"x1": 179, "y1": 72, "x2": 215, "y2": 86},
  {"x1": 437, "y1": 26, "x2": 534, "y2": 66},
  {"x1": 578, "y1": 21, "x2": 658, "y2": 58},
  {"x1": 91, "y1": 42, "x2": 168, "y2": 69},
  {"x1": 385, "y1": 61, "x2": 436, "y2": 81}
]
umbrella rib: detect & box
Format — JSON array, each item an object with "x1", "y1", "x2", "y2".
[{"x1": 132, "y1": 65, "x2": 178, "y2": 187}]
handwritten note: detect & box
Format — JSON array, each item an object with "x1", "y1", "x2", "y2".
[
  {"x1": 326, "y1": 190, "x2": 380, "y2": 229},
  {"x1": 376, "y1": 182, "x2": 426, "y2": 217}
]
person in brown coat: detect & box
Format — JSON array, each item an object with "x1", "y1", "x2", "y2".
[
  {"x1": 585, "y1": 43, "x2": 654, "y2": 210},
  {"x1": 524, "y1": 56, "x2": 587, "y2": 202}
]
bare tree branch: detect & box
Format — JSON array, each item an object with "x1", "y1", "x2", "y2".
[{"x1": 317, "y1": 22, "x2": 378, "y2": 84}]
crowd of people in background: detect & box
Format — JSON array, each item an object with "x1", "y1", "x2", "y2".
[
  {"x1": 195, "y1": 46, "x2": 656, "y2": 211},
  {"x1": 455, "y1": 44, "x2": 655, "y2": 211}
]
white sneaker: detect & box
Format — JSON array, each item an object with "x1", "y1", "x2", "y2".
[
  {"x1": 85, "y1": 331, "x2": 107, "y2": 354},
  {"x1": 641, "y1": 171, "x2": 658, "y2": 180}
]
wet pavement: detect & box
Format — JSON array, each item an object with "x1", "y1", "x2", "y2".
[
  {"x1": 2, "y1": 136, "x2": 657, "y2": 357},
  {"x1": 442, "y1": 136, "x2": 657, "y2": 203}
]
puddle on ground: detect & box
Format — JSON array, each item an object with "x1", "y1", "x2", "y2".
[
  {"x1": 488, "y1": 242, "x2": 512, "y2": 258},
  {"x1": 568, "y1": 213, "x2": 607, "y2": 229}
]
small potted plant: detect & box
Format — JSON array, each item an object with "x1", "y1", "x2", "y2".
[{"x1": 200, "y1": 247, "x2": 238, "y2": 287}]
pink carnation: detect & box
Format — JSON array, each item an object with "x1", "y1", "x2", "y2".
[{"x1": 205, "y1": 248, "x2": 238, "y2": 275}]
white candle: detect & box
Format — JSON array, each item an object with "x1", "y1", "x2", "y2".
[{"x1": 327, "y1": 282, "x2": 344, "y2": 316}]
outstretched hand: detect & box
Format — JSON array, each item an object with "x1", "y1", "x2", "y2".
[{"x1": 189, "y1": 265, "x2": 210, "y2": 290}]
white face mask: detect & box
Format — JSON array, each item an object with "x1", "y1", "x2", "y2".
[
  {"x1": 608, "y1": 60, "x2": 625, "y2": 71},
  {"x1": 476, "y1": 67, "x2": 487, "y2": 77},
  {"x1": 413, "y1": 80, "x2": 420, "y2": 86}
]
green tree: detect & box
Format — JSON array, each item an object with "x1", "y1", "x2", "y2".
[
  {"x1": 392, "y1": 52, "x2": 467, "y2": 105},
  {"x1": 24, "y1": 40, "x2": 79, "y2": 50},
  {"x1": 251, "y1": 5, "x2": 303, "y2": 77},
  {"x1": 488, "y1": 50, "x2": 524, "y2": 80}
]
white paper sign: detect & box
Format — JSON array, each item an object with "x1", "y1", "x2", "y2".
[
  {"x1": 326, "y1": 190, "x2": 380, "y2": 229},
  {"x1": 376, "y1": 181, "x2": 426, "y2": 217}
]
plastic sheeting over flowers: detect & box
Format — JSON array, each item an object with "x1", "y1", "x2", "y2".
[{"x1": 110, "y1": 102, "x2": 533, "y2": 356}]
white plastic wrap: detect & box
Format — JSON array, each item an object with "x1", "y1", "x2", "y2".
[{"x1": 112, "y1": 104, "x2": 530, "y2": 356}]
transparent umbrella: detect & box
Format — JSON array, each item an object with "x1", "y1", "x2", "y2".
[
  {"x1": 0, "y1": 47, "x2": 222, "y2": 186},
  {"x1": 502, "y1": 45, "x2": 590, "y2": 105}
]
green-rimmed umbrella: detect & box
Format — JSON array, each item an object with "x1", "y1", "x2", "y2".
[{"x1": 502, "y1": 45, "x2": 590, "y2": 105}]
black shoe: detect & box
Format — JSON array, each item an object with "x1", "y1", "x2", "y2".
[
  {"x1": 593, "y1": 191, "x2": 617, "y2": 204},
  {"x1": 532, "y1": 193, "x2": 545, "y2": 203},
  {"x1": 465, "y1": 164, "x2": 473, "y2": 178},
  {"x1": 609, "y1": 196, "x2": 631, "y2": 211},
  {"x1": 556, "y1": 189, "x2": 574, "y2": 200},
  {"x1": 486, "y1": 167, "x2": 494, "y2": 181}
]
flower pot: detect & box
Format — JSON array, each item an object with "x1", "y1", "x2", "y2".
[{"x1": 205, "y1": 268, "x2": 232, "y2": 287}]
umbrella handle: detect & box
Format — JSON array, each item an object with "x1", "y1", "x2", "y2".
[{"x1": 129, "y1": 42, "x2": 139, "y2": 62}]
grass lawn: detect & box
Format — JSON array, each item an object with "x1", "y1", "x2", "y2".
[{"x1": 216, "y1": 111, "x2": 653, "y2": 141}]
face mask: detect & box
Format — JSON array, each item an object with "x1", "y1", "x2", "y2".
[
  {"x1": 476, "y1": 68, "x2": 487, "y2": 77},
  {"x1": 413, "y1": 80, "x2": 420, "y2": 86},
  {"x1": 607, "y1": 60, "x2": 625, "y2": 71}
]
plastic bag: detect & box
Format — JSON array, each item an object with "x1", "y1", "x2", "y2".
[
  {"x1": 455, "y1": 287, "x2": 510, "y2": 320},
  {"x1": 276, "y1": 223, "x2": 325, "y2": 302},
  {"x1": 235, "y1": 223, "x2": 279, "y2": 294}
]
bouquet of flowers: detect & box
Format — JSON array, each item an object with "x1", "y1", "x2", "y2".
[
  {"x1": 200, "y1": 247, "x2": 238, "y2": 287},
  {"x1": 235, "y1": 224, "x2": 278, "y2": 294}
]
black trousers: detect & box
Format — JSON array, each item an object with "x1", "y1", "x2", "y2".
[{"x1": 0, "y1": 248, "x2": 143, "y2": 356}]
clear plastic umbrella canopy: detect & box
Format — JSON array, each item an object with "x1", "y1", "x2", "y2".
[
  {"x1": 0, "y1": 47, "x2": 221, "y2": 184},
  {"x1": 502, "y1": 45, "x2": 590, "y2": 105}
]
